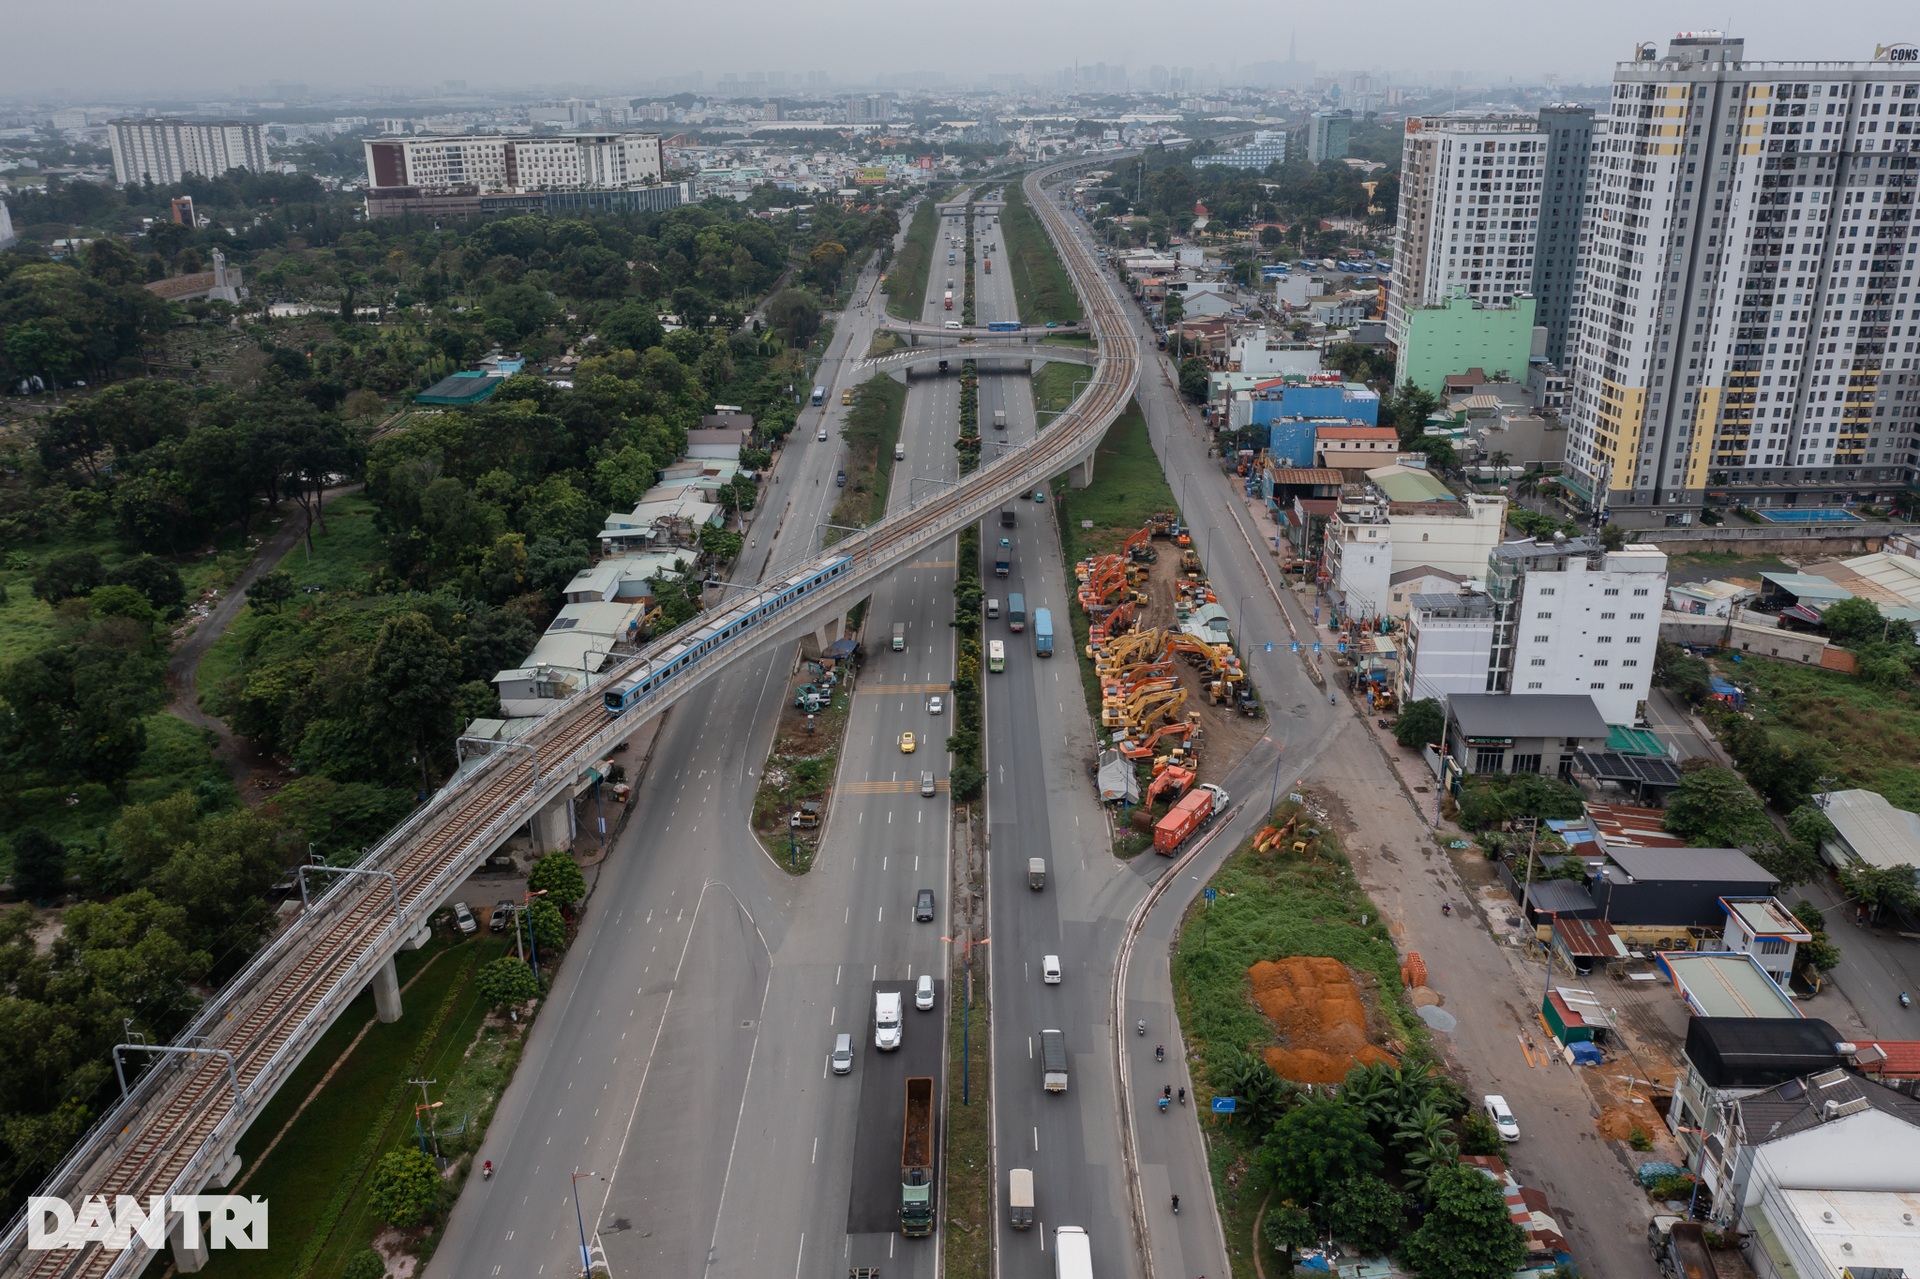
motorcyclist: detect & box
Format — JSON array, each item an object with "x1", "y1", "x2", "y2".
[
  {"x1": 1171, "y1": 1194, "x2": 1180, "y2": 1214},
  {"x1": 482, "y1": 1160, "x2": 492, "y2": 1179}
]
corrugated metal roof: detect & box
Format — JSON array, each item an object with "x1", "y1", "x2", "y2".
[
  {"x1": 1820, "y1": 789, "x2": 1920, "y2": 872},
  {"x1": 1664, "y1": 953, "x2": 1800, "y2": 1019},
  {"x1": 1270, "y1": 467, "x2": 1343, "y2": 484}
]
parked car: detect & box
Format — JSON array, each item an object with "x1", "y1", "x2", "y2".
[
  {"x1": 916, "y1": 974, "x2": 936, "y2": 1011},
  {"x1": 1484, "y1": 1094, "x2": 1520, "y2": 1141},
  {"x1": 489, "y1": 901, "x2": 514, "y2": 932},
  {"x1": 450, "y1": 901, "x2": 477, "y2": 935},
  {"x1": 915, "y1": 888, "x2": 936, "y2": 922}
]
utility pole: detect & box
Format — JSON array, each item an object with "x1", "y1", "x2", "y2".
[{"x1": 409, "y1": 1078, "x2": 441, "y2": 1160}]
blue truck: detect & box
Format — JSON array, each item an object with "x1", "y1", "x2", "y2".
[{"x1": 1034, "y1": 608, "x2": 1053, "y2": 657}]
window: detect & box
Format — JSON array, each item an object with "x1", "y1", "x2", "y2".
[
  {"x1": 1757, "y1": 938, "x2": 1791, "y2": 955},
  {"x1": 1626, "y1": 635, "x2": 1643, "y2": 643},
  {"x1": 1619, "y1": 682, "x2": 1635, "y2": 690},
  {"x1": 1603, "y1": 587, "x2": 1620, "y2": 596},
  {"x1": 1593, "y1": 658, "x2": 1610, "y2": 667},
  {"x1": 1597, "y1": 635, "x2": 1614, "y2": 643},
  {"x1": 1536, "y1": 611, "x2": 1553, "y2": 619},
  {"x1": 1526, "y1": 681, "x2": 1544, "y2": 689},
  {"x1": 1512, "y1": 753, "x2": 1543, "y2": 774},
  {"x1": 1633, "y1": 587, "x2": 1650, "y2": 596},
  {"x1": 1474, "y1": 748, "x2": 1507, "y2": 772},
  {"x1": 1537, "y1": 587, "x2": 1557, "y2": 596},
  {"x1": 1622, "y1": 659, "x2": 1639, "y2": 667},
  {"x1": 1630, "y1": 611, "x2": 1646, "y2": 619},
  {"x1": 1533, "y1": 634, "x2": 1550, "y2": 643},
  {"x1": 1590, "y1": 681, "x2": 1606, "y2": 689},
  {"x1": 1529, "y1": 657, "x2": 1546, "y2": 666}
]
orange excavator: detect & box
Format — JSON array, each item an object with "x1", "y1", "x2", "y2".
[{"x1": 1145, "y1": 762, "x2": 1195, "y2": 805}]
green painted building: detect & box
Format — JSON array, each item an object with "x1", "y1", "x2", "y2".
[{"x1": 1394, "y1": 290, "x2": 1537, "y2": 396}]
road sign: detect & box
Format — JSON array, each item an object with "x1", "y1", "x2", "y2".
[
  {"x1": 1337, "y1": 640, "x2": 1347, "y2": 654},
  {"x1": 1312, "y1": 642, "x2": 1321, "y2": 656},
  {"x1": 1290, "y1": 641, "x2": 1300, "y2": 653},
  {"x1": 1211, "y1": 1097, "x2": 1237, "y2": 1113},
  {"x1": 1265, "y1": 642, "x2": 1274, "y2": 653},
  {"x1": 1204, "y1": 887, "x2": 1217, "y2": 902}
]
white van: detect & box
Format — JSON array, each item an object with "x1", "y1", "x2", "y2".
[
  {"x1": 831, "y1": 1033, "x2": 854, "y2": 1074},
  {"x1": 875, "y1": 991, "x2": 903, "y2": 1050}
]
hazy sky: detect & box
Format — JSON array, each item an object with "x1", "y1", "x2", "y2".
[{"x1": 9, "y1": 0, "x2": 1919, "y2": 99}]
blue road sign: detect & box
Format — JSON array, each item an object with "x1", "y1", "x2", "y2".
[
  {"x1": 1204, "y1": 887, "x2": 1217, "y2": 902},
  {"x1": 1290, "y1": 641, "x2": 1300, "y2": 653},
  {"x1": 1265, "y1": 642, "x2": 1274, "y2": 653},
  {"x1": 1211, "y1": 1097, "x2": 1237, "y2": 1113},
  {"x1": 1312, "y1": 642, "x2": 1321, "y2": 656}
]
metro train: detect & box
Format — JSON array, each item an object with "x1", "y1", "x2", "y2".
[{"x1": 603, "y1": 554, "x2": 856, "y2": 715}]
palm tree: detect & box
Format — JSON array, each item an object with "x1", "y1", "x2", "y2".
[{"x1": 1400, "y1": 1133, "x2": 1460, "y2": 1198}]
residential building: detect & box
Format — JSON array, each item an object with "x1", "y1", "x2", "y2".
[
  {"x1": 108, "y1": 118, "x2": 270, "y2": 186},
  {"x1": 1561, "y1": 33, "x2": 1920, "y2": 527},
  {"x1": 1485, "y1": 536, "x2": 1667, "y2": 724},
  {"x1": 1442, "y1": 691, "x2": 1610, "y2": 777},
  {"x1": 1315, "y1": 424, "x2": 1401, "y2": 473},
  {"x1": 1225, "y1": 327, "x2": 1322, "y2": 377},
  {"x1": 1748, "y1": 1188, "x2": 1920, "y2": 1279},
  {"x1": 1814, "y1": 788, "x2": 1920, "y2": 880},
  {"x1": 1718, "y1": 896, "x2": 1813, "y2": 984},
  {"x1": 846, "y1": 94, "x2": 895, "y2": 125},
  {"x1": 1530, "y1": 107, "x2": 1598, "y2": 368},
  {"x1": 1599, "y1": 846, "x2": 1780, "y2": 926},
  {"x1": 1307, "y1": 110, "x2": 1352, "y2": 163},
  {"x1": 1668, "y1": 1016, "x2": 1846, "y2": 1168},
  {"x1": 363, "y1": 132, "x2": 663, "y2": 194},
  {"x1": 1393, "y1": 289, "x2": 1539, "y2": 395},
  {"x1": 1401, "y1": 592, "x2": 1495, "y2": 703},
  {"x1": 1666, "y1": 578, "x2": 1754, "y2": 614},
  {"x1": 1195, "y1": 130, "x2": 1287, "y2": 170},
  {"x1": 1387, "y1": 112, "x2": 1545, "y2": 351},
  {"x1": 0, "y1": 199, "x2": 13, "y2": 251},
  {"x1": 1320, "y1": 484, "x2": 1507, "y2": 622}
]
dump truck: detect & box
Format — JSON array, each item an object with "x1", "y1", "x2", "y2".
[
  {"x1": 1154, "y1": 783, "x2": 1230, "y2": 855},
  {"x1": 1034, "y1": 608, "x2": 1054, "y2": 657},
  {"x1": 901, "y1": 1077, "x2": 935, "y2": 1237},
  {"x1": 788, "y1": 801, "x2": 822, "y2": 830},
  {"x1": 1650, "y1": 1218, "x2": 1719, "y2": 1279},
  {"x1": 944, "y1": 290, "x2": 954, "y2": 311},
  {"x1": 892, "y1": 622, "x2": 906, "y2": 652},
  {"x1": 1040, "y1": 1029, "x2": 1069, "y2": 1092},
  {"x1": 1028, "y1": 857, "x2": 1047, "y2": 889}
]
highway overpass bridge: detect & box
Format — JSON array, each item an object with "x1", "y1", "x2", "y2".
[
  {"x1": 0, "y1": 151, "x2": 1138, "y2": 1279},
  {"x1": 852, "y1": 340, "x2": 1098, "y2": 383}
]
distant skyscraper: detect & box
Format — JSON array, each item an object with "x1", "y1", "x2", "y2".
[
  {"x1": 1561, "y1": 33, "x2": 1920, "y2": 525},
  {"x1": 108, "y1": 119, "x2": 270, "y2": 186},
  {"x1": 1529, "y1": 106, "x2": 1597, "y2": 369}
]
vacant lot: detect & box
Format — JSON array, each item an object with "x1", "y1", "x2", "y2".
[
  {"x1": 1000, "y1": 184, "x2": 1083, "y2": 326},
  {"x1": 1724, "y1": 656, "x2": 1920, "y2": 811}
]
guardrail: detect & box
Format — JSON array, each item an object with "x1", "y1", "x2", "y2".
[{"x1": 0, "y1": 153, "x2": 1138, "y2": 1279}]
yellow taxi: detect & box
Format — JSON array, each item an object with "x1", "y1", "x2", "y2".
[
  {"x1": 842, "y1": 389, "x2": 853, "y2": 405},
  {"x1": 899, "y1": 731, "x2": 916, "y2": 754}
]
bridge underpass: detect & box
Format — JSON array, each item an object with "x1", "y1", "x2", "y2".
[{"x1": 0, "y1": 153, "x2": 1138, "y2": 1279}]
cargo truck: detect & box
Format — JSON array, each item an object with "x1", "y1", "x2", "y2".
[
  {"x1": 1054, "y1": 1227, "x2": 1092, "y2": 1279},
  {"x1": 944, "y1": 290, "x2": 954, "y2": 311},
  {"x1": 995, "y1": 541, "x2": 1011, "y2": 578},
  {"x1": 1008, "y1": 1168, "x2": 1034, "y2": 1229},
  {"x1": 1028, "y1": 857, "x2": 1047, "y2": 889},
  {"x1": 1034, "y1": 608, "x2": 1054, "y2": 657},
  {"x1": 1000, "y1": 506, "x2": 1016, "y2": 527},
  {"x1": 892, "y1": 622, "x2": 906, "y2": 652},
  {"x1": 993, "y1": 408, "x2": 1007, "y2": 430},
  {"x1": 1040, "y1": 1028, "x2": 1069, "y2": 1092},
  {"x1": 1154, "y1": 783, "x2": 1230, "y2": 855},
  {"x1": 1007, "y1": 592, "x2": 1026, "y2": 631},
  {"x1": 901, "y1": 1077, "x2": 935, "y2": 1237}
]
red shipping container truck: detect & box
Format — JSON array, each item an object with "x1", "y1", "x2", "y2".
[{"x1": 1153, "y1": 783, "x2": 1230, "y2": 855}]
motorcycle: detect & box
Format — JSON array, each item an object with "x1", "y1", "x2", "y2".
[
  {"x1": 1903, "y1": 993, "x2": 1912, "y2": 1009},
  {"x1": 1178, "y1": 1087, "x2": 1186, "y2": 1106},
  {"x1": 1171, "y1": 1195, "x2": 1181, "y2": 1215},
  {"x1": 481, "y1": 1161, "x2": 492, "y2": 1181},
  {"x1": 1157, "y1": 1095, "x2": 1169, "y2": 1113},
  {"x1": 1137, "y1": 1019, "x2": 1147, "y2": 1037},
  {"x1": 1442, "y1": 902, "x2": 1452, "y2": 917},
  {"x1": 1155, "y1": 1044, "x2": 1165, "y2": 1063}
]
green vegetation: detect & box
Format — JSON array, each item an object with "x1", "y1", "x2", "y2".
[
  {"x1": 1000, "y1": 184, "x2": 1083, "y2": 326},
  {"x1": 888, "y1": 197, "x2": 940, "y2": 319},
  {"x1": 1029, "y1": 361, "x2": 1087, "y2": 431},
  {"x1": 1715, "y1": 656, "x2": 1920, "y2": 811},
  {"x1": 749, "y1": 666, "x2": 854, "y2": 874},
  {"x1": 949, "y1": 529, "x2": 985, "y2": 801},
  {"x1": 828, "y1": 375, "x2": 908, "y2": 534},
  {"x1": 943, "y1": 955, "x2": 991, "y2": 1279}
]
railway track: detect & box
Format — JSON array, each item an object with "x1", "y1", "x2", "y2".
[{"x1": 1, "y1": 153, "x2": 1135, "y2": 1279}]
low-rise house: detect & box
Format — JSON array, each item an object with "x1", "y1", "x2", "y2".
[
  {"x1": 1442, "y1": 692, "x2": 1609, "y2": 779},
  {"x1": 1667, "y1": 1016, "x2": 1847, "y2": 1180},
  {"x1": 1718, "y1": 897, "x2": 1813, "y2": 986}
]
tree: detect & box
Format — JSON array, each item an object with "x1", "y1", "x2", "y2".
[
  {"x1": 1401, "y1": 1164, "x2": 1527, "y2": 1279},
  {"x1": 1261, "y1": 1098, "x2": 1383, "y2": 1203},
  {"x1": 1821, "y1": 596, "x2": 1912, "y2": 648},
  {"x1": 809, "y1": 241, "x2": 849, "y2": 292},
  {"x1": 1394, "y1": 699, "x2": 1444, "y2": 750},
  {"x1": 527, "y1": 851, "x2": 586, "y2": 908},
  {"x1": 1841, "y1": 864, "x2": 1920, "y2": 925},
  {"x1": 366, "y1": 612, "x2": 462, "y2": 791},
  {"x1": 368, "y1": 1147, "x2": 440, "y2": 1227},
  {"x1": 765, "y1": 289, "x2": 821, "y2": 347},
  {"x1": 248, "y1": 570, "x2": 296, "y2": 613},
  {"x1": 1653, "y1": 640, "x2": 1712, "y2": 706},
  {"x1": 1664, "y1": 765, "x2": 1775, "y2": 849},
  {"x1": 1597, "y1": 522, "x2": 1628, "y2": 551},
  {"x1": 1178, "y1": 356, "x2": 1210, "y2": 401},
  {"x1": 341, "y1": 1249, "x2": 387, "y2": 1279},
  {"x1": 31, "y1": 551, "x2": 103, "y2": 604},
  {"x1": 520, "y1": 897, "x2": 566, "y2": 953},
  {"x1": 476, "y1": 956, "x2": 540, "y2": 1007},
  {"x1": 598, "y1": 303, "x2": 665, "y2": 355},
  {"x1": 1323, "y1": 1174, "x2": 1405, "y2": 1256},
  {"x1": 1406, "y1": 435, "x2": 1457, "y2": 472},
  {"x1": 105, "y1": 556, "x2": 186, "y2": 616},
  {"x1": 10, "y1": 828, "x2": 67, "y2": 902},
  {"x1": 1260, "y1": 225, "x2": 1285, "y2": 248},
  {"x1": 1458, "y1": 1111, "x2": 1505, "y2": 1157},
  {"x1": 1263, "y1": 1201, "x2": 1315, "y2": 1271}
]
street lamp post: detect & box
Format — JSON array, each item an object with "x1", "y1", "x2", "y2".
[
  {"x1": 569, "y1": 1170, "x2": 604, "y2": 1276},
  {"x1": 519, "y1": 888, "x2": 549, "y2": 971},
  {"x1": 941, "y1": 934, "x2": 990, "y2": 1105}
]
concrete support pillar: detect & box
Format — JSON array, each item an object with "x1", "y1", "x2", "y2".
[
  {"x1": 401, "y1": 921, "x2": 433, "y2": 951},
  {"x1": 1070, "y1": 445, "x2": 1098, "y2": 489},
  {"x1": 170, "y1": 1209, "x2": 208, "y2": 1273},
  {"x1": 207, "y1": 1149, "x2": 242, "y2": 1187},
  {"x1": 371, "y1": 955, "x2": 402, "y2": 1024},
  {"x1": 531, "y1": 792, "x2": 572, "y2": 852},
  {"x1": 812, "y1": 613, "x2": 845, "y2": 652}
]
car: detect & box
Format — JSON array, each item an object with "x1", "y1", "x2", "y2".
[
  {"x1": 1042, "y1": 955, "x2": 1062, "y2": 984},
  {"x1": 899, "y1": 731, "x2": 916, "y2": 753},
  {"x1": 450, "y1": 901, "x2": 477, "y2": 935},
  {"x1": 816, "y1": 426, "x2": 828, "y2": 442},
  {"x1": 1032, "y1": 490, "x2": 1046, "y2": 502},
  {"x1": 836, "y1": 470, "x2": 846, "y2": 487},
  {"x1": 914, "y1": 888, "x2": 936, "y2": 922},
  {"x1": 1484, "y1": 1094, "x2": 1520, "y2": 1142},
  {"x1": 916, "y1": 974, "x2": 936, "y2": 1011},
  {"x1": 928, "y1": 694, "x2": 944, "y2": 715},
  {"x1": 842, "y1": 388, "x2": 853, "y2": 405},
  {"x1": 921, "y1": 771, "x2": 937, "y2": 797},
  {"x1": 1045, "y1": 321, "x2": 1059, "y2": 328},
  {"x1": 831, "y1": 1033, "x2": 854, "y2": 1074},
  {"x1": 489, "y1": 901, "x2": 514, "y2": 932}
]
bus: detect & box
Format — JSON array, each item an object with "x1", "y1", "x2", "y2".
[
  {"x1": 986, "y1": 320, "x2": 1021, "y2": 332},
  {"x1": 811, "y1": 385, "x2": 826, "y2": 405},
  {"x1": 988, "y1": 640, "x2": 1006, "y2": 673},
  {"x1": 1007, "y1": 592, "x2": 1027, "y2": 632}
]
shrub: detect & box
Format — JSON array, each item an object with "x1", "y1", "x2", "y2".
[
  {"x1": 367, "y1": 1148, "x2": 440, "y2": 1227},
  {"x1": 476, "y1": 956, "x2": 539, "y2": 1007}
]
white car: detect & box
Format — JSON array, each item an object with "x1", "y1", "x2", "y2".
[
  {"x1": 1484, "y1": 1094, "x2": 1520, "y2": 1142},
  {"x1": 928, "y1": 694, "x2": 944, "y2": 715},
  {"x1": 916, "y1": 974, "x2": 936, "y2": 1011},
  {"x1": 450, "y1": 901, "x2": 477, "y2": 935},
  {"x1": 1042, "y1": 955, "x2": 1062, "y2": 985},
  {"x1": 816, "y1": 427, "x2": 828, "y2": 442}
]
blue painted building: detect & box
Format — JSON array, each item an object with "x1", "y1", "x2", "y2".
[{"x1": 1249, "y1": 381, "x2": 1380, "y2": 465}]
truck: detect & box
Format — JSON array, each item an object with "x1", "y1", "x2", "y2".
[
  {"x1": 984, "y1": 257, "x2": 993, "y2": 274},
  {"x1": 892, "y1": 622, "x2": 906, "y2": 652},
  {"x1": 948, "y1": 250, "x2": 957, "y2": 263},
  {"x1": 995, "y1": 541, "x2": 1011, "y2": 578},
  {"x1": 993, "y1": 408, "x2": 1007, "y2": 430},
  {"x1": 1650, "y1": 1217, "x2": 1720, "y2": 1279},
  {"x1": 1054, "y1": 1226, "x2": 1093, "y2": 1279},
  {"x1": 1040, "y1": 1029, "x2": 1069, "y2": 1092},
  {"x1": 1000, "y1": 505, "x2": 1016, "y2": 527},
  {"x1": 1033, "y1": 608, "x2": 1054, "y2": 657},
  {"x1": 1154, "y1": 783, "x2": 1230, "y2": 855},
  {"x1": 1007, "y1": 592, "x2": 1026, "y2": 632},
  {"x1": 1028, "y1": 857, "x2": 1047, "y2": 889},
  {"x1": 944, "y1": 290, "x2": 954, "y2": 311},
  {"x1": 1008, "y1": 1168, "x2": 1034, "y2": 1229},
  {"x1": 901, "y1": 1077, "x2": 936, "y2": 1237},
  {"x1": 875, "y1": 990, "x2": 903, "y2": 1050}
]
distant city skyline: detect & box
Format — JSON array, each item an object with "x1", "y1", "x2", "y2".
[{"x1": 6, "y1": 0, "x2": 1915, "y2": 100}]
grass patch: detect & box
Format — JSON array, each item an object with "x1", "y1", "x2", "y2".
[
  {"x1": 1030, "y1": 362, "x2": 1088, "y2": 432},
  {"x1": 1001, "y1": 184, "x2": 1083, "y2": 326},
  {"x1": 1172, "y1": 796, "x2": 1423, "y2": 1279},
  {"x1": 1722, "y1": 657, "x2": 1920, "y2": 811},
  {"x1": 943, "y1": 957, "x2": 991, "y2": 1279},
  {"x1": 888, "y1": 198, "x2": 941, "y2": 320},
  {"x1": 827, "y1": 376, "x2": 908, "y2": 536},
  {"x1": 867, "y1": 330, "x2": 902, "y2": 358},
  {"x1": 5, "y1": 712, "x2": 227, "y2": 856},
  {"x1": 749, "y1": 672, "x2": 855, "y2": 874}
]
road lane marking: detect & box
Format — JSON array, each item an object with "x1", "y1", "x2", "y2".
[
  {"x1": 1033, "y1": 1126, "x2": 1040, "y2": 1151},
  {"x1": 878, "y1": 907, "x2": 884, "y2": 922}
]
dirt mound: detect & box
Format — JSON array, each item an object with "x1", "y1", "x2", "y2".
[
  {"x1": 1596, "y1": 1105, "x2": 1641, "y2": 1141},
  {"x1": 1408, "y1": 986, "x2": 1444, "y2": 1008},
  {"x1": 1249, "y1": 956, "x2": 1399, "y2": 1083}
]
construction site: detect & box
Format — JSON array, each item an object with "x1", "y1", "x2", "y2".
[{"x1": 1073, "y1": 510, "x2": 1269, "y2": 849}]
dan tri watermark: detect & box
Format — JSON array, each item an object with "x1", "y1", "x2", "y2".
[{"x1": 27, "y1": 1196, "x2": 268, "y2": 1252}]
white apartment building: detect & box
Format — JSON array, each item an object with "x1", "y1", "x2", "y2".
[
  {"x1": 1400, "y1": 592, "x2": 1496, "y2": 705},
  {"x1": 1387, "y1": 113, "x2": 1546, "y2": 349},
  {"x1": 1562, "y1": 33, "x2": 1920, "y2": 525},
  {"x1": 109, "y1": 119, "x2": 271, "y2": 186},
  {"x1": 1487, "y1": 536, "x2": 1667, "y2": 723},
  {"x1": 1321, "y1": 486, "x2": 1508, "y2": 621},
  {"x1": 362, "y1": 133, "x2": 663, "y2": 193}
]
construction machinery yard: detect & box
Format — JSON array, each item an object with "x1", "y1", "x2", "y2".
[{"x1": 1073, "y1": 510, "x2": 1268, "y2": 845}]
